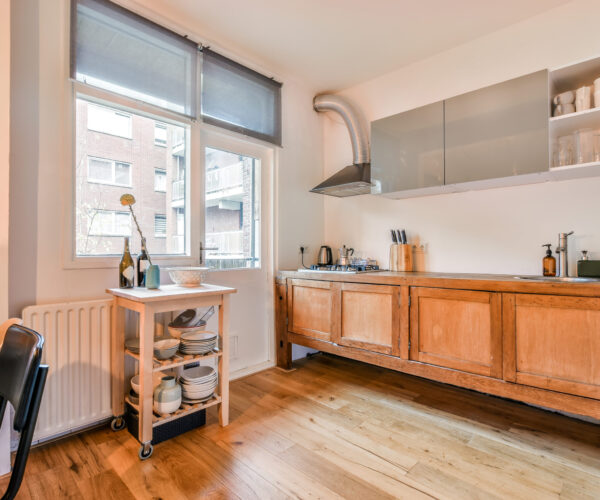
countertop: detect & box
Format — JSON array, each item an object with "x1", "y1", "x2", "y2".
[{"x1": 277, "y1": 270, "x2": 600, "y2": 296}]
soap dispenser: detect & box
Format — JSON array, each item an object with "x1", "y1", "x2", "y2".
[{"x1": 542, "y1": 244, "x2": 556, "y2": 277}]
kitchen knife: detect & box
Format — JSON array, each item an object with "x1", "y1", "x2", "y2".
[
  {"x1": 391, "y1": 229, "x2": 397, "y2": 243},
  {"x1": 396, "y1": 230, "x2": 402, "y2": 244},
  {"x1": 400, "y1": 230, "x2": 407, "y2": 245}
]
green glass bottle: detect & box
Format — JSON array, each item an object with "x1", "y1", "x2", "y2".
[
  {"x1": 137, "y1": 238, "x2": 150, "y2": 287},
  {"x1": 119, "y1": 236, "x2": 135, "y2": 288}
]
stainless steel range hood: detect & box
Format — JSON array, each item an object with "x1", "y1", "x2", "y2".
[{"x1": 311, "y1": 94, "x2": 371, "y2": 197}]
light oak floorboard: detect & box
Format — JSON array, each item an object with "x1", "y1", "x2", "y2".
[{"x1": 1, "y1": 354, "x2": 599, "y2": 499}]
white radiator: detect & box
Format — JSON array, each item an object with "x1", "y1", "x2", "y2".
[{"x1": 23, "y1": 299, "x2": 113, "y2": 442}]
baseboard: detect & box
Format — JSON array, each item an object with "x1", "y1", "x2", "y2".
[{"x1": 230, "y1": 360, "x2": 275, "y2": 381}]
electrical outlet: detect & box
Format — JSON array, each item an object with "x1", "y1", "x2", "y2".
[
  {"x1": 299, "y1": 245, "x2": 310, "y2": 254},
  {"x1": 230, "y1": 335, "x2": 239, "y2": 360}
]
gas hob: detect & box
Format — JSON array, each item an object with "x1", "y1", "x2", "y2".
[{"x1": 297, "y1": 264, "x2": 381, "y2": 274}]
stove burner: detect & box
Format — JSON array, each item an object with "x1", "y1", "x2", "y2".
[{"x1": 306, "y1": 264, "x2": 380, "y2": 273}]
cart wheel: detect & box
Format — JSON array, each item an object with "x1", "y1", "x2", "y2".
[
  {"x1": 110, "y1": 416, "x2": 126, "y2": 431},
  {"x1": 138, "y1": 443, "x2": 153, "y2": 460}
]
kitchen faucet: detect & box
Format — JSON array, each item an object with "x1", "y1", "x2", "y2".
[{"x1": 556, "y1": 231, "x2": 574, "y2": 277}]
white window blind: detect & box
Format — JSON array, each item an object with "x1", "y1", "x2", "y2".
[
  {"x1": 154, "y1": 214, "x2": 167, "y2": 236},
  {"x1": 71, "y1": 0, "x2": 198, "y2": 117},
  {"x1": 201, "y1": 48, "x2": 282, "y2": 146}
]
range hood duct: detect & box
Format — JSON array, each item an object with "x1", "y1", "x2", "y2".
[{"x1": 311, "y1": 94, "x2": 372, "y2": 197}]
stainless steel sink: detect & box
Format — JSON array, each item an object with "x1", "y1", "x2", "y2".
[{"x1": 513, "y1": 276, "x2": 600, "y2": 283}]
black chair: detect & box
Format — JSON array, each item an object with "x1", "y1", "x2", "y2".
[{"x1": 0, "y1": 325, "x2": 48, "y2": 500}]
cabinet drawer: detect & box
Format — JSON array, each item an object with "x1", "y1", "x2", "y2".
[{"x1": 409, "y1": 287, "x2": 502, "y2": 377}]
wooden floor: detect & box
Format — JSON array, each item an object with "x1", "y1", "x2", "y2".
[{"x1": 2, "y1": 354, "x2": 600, "y2": 499}]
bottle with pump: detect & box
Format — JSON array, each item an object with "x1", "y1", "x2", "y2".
[
  {"x1": 542, "y1": 243, "x2": 556, "y2": 277},
  {"x1": 119, "y1": 236, "x2": 135, "y2": 288},
  {"x1": 137, "y1": 238, "x2": 149, "y2": 287}
]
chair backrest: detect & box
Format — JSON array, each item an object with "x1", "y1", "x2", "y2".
[
  {"x1": 0, "y1": 325, "x2": 44, "y2": 432},
  {"x1": 0, "y1": 318, "x2": 22, "y2": 347}
]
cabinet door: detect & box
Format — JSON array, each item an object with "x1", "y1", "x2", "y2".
[
  {"x1": 371, "y1": 101, "x2": 444, "y2": 194},
  {"x1": 287, "y1": 279, "x2": 336, "y2": 341},
  {"x1": 337, "y1": 283, "x2": 401, "y2": 355},
  {"x1": 504, "y1": 294, "x2": 600, "y2": 399},
  {"x1": 409, "y1": 287, "x2": 503, "y2": 377},
  {"x1": 445, "y1": 70, "x2": 549, "y2": 184}
]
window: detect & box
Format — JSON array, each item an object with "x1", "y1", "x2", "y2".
[
  {"x1": 87, "y1": 103, "x2": 132, "y2": 138},
  {"x1": 154, "y1": 169, "x2": 166, "y2": 192},
  {"x1": 204, "y1": 147, "x2": 260, "y2": 269},
  {"x1": 88, "y1": 157, "x2": 132, "y2": 186},
  {"x1": 154, "y1": 123, "x2": 167, "y2": 147},
  {"x1": 76, "y1": 96, "x2": 189, "y2": 256},
  {"x1": 88, "y1": 210, "x2": 131, "y2": 236},
  {"x1": 154, "y1": 214, "x2": 167, "y2": 237}
]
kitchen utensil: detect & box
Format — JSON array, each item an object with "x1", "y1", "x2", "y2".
[
  {"x1": 400, "y1": 230, "x2": 407, "y2": 245},
  {"x1": 338, "y1": 245, "x2": 354, "y2": 266},
  {"x1": 170, "y1": 309, "x2": 196, "y2": 327},
  {"x1": 395, "y1": 230, "x2": 402, "y2": 244},
  {"x1": 318, "y1": 246, "x2": 333, "y2": 266},
  {"x1": 552, "y1": 90, "x2": 575, "y2": 106},
  {"x1": 166, "y1": 267, "x2": 209, "y2": 287},
  {"x1": 390, "y1": 230, "x2": 397, "y2": 243}
]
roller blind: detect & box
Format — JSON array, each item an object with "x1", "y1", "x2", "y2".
[
  {"x1": 202, "y1": 49, "x2": 282, "y2": 146},
  {"x1": 71, "y1": 0, "x2": 198, "y2": 117}
]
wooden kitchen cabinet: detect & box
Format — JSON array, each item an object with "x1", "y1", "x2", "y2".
[
  {"x1": 504, "y1": 294, "x2": 600, "y2": 399},
  {"x1": 287, "y1": 279, "x2": 337, "y2": 341},
  {"x1": 409, "y1": 287, "x2": 503, "y2": 377},
  {"x1": 336, "y1": 283, "x2": 402, "y2": 355}
]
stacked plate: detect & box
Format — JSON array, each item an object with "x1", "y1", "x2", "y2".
[
  {"x1": 179, "y1": 365, "x2": 218, "y2": 403},
  {"x1": 180, "y1": 331, "x2": 217, "y2": 355}
]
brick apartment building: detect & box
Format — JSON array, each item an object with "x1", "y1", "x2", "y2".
[{"x1": 75, "y1": 97, "x2": 256, "y2": 267}]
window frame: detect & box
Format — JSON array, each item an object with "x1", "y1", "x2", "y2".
[
  {"x1": 65, "y1": 81, "x2": 199, "y2": 269},
  {"x1": 64, "y1": 80, "x2": 275, "y2": 271},
  {"x1": 87, "y1": 156, "x2": 132, "y2": 187}
]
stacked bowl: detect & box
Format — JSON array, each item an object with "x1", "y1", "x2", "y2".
[
  {"x1": 153, "y1": 338, "x2": 180, "y2": 360},
  {"x1": 179, "y1": 365, "x2": 218, "y2": 403},
  {"x1": 180, "y1": 331, "x2": 217, "y2": 355}
]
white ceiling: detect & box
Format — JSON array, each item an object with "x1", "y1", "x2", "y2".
[{"x1": 141, "y1": 0, "x2": 571, "y2": 91}]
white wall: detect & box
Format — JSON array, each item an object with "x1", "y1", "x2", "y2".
[
  {"x1": 323, "y1": 0, "x2": 600, "y2": 275},
  {"x1": 1, "y1": 0, "x2": 11, "y2": 478},
  {"x1": 10, "y1": 0, "x2": 324, "y2": 375}
]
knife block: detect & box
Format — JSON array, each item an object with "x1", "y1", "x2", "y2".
[{"x1": 389, "y1": 244, "x2": 413, "y2": 272}]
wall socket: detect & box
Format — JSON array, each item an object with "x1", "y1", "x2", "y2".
[{"x1": 299, "y1": 245, "x2": 310, "y2": 254}]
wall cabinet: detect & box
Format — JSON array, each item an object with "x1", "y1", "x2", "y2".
[
  {"x1": 504, "y1": 294, "x2": 600, "y2": 399},
  {"x1": 371, "y1": 69, "x2": 549, "y2": 196},
  {"x1": 444, "y1": 70, "x2": 549, "y2": 184},
  {"x1": 371, "y1": 101, "x2": 444, "y2": 193},
  {"x1": 409, "y1": 287, "x2": 502, "y2": 377}
]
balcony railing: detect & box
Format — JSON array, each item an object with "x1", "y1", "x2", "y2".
[
  {"x1": 206, "y1": 163, "x2": 243, "y2": 193},
  {"x1": 205, "y1": 230, "x2": 243, "y2": 258},
  {"x1": 172, "y1": 179, "x2": 185, "y2": 201}
]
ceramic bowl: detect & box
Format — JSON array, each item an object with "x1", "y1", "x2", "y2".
[
  {"x1": 129, "y1": 389, "x2": 139, "y2": 405},
  {"x1": 166, "y1": 267, "x2": 209, "y2": 287},
  {"x1": 153, "y1": 338, "x2": 180, "y2": 359},
  {"x1": 130, "y1": 375, "x2": 140, "y2": 394},
  {"x1": 168, "y1": 325, "x2": 207, "y2": 339}
]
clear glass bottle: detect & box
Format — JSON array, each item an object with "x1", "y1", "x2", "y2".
[{"x1": 119, "y1": 237, "x2": 135, "y2": 288}]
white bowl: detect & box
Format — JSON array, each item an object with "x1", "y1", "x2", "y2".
[
  {"x1": 166, "y1": 267, "x2": 209, "y2": 287},
  {"x1": 131, "y1": 373, "x2": 163, "y2": 394},
  {"x1": 168, "y1": 325, "x2": 208, "y2": 339},
  {"x1": 131, "y1": 375, "x2": 140, "y2": 394}
]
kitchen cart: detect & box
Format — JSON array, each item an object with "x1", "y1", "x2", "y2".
[{"x1": 107, "y1": 284, "x2": 236, "y2": 459}]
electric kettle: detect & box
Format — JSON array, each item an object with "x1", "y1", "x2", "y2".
[{"x1": 318, "y1": 246, "x2": 333, "y2": 266}]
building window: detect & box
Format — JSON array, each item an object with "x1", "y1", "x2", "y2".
[
  {"x1": 88, "y1": 210, "x2": 131, "y2": 236},
  {"x1": 76, "y1": 96, "x2": 189, "y2": 256},
  {"x1": 154, "y1": 169, "x2": 167, "y2": 192},
  {"x1": 154, "y1": 122, "x2": 167, "y2": 146},
  {"x1": 154, "y1": 214, "x2": 167, "y2": 237},
  {"x1": 87, "y1": 103, "x2": 132, "y2": 138},
  {"x1": 87, "y1": 157, "x2": 132, "y2": 187}
]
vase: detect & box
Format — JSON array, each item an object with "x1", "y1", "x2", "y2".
[
  {"x1": 146, "y1": 265, "x2": 160, "y2": 289},
  {"x1": 153, "y1": 376, "x2": 181, "y2": 415}
]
